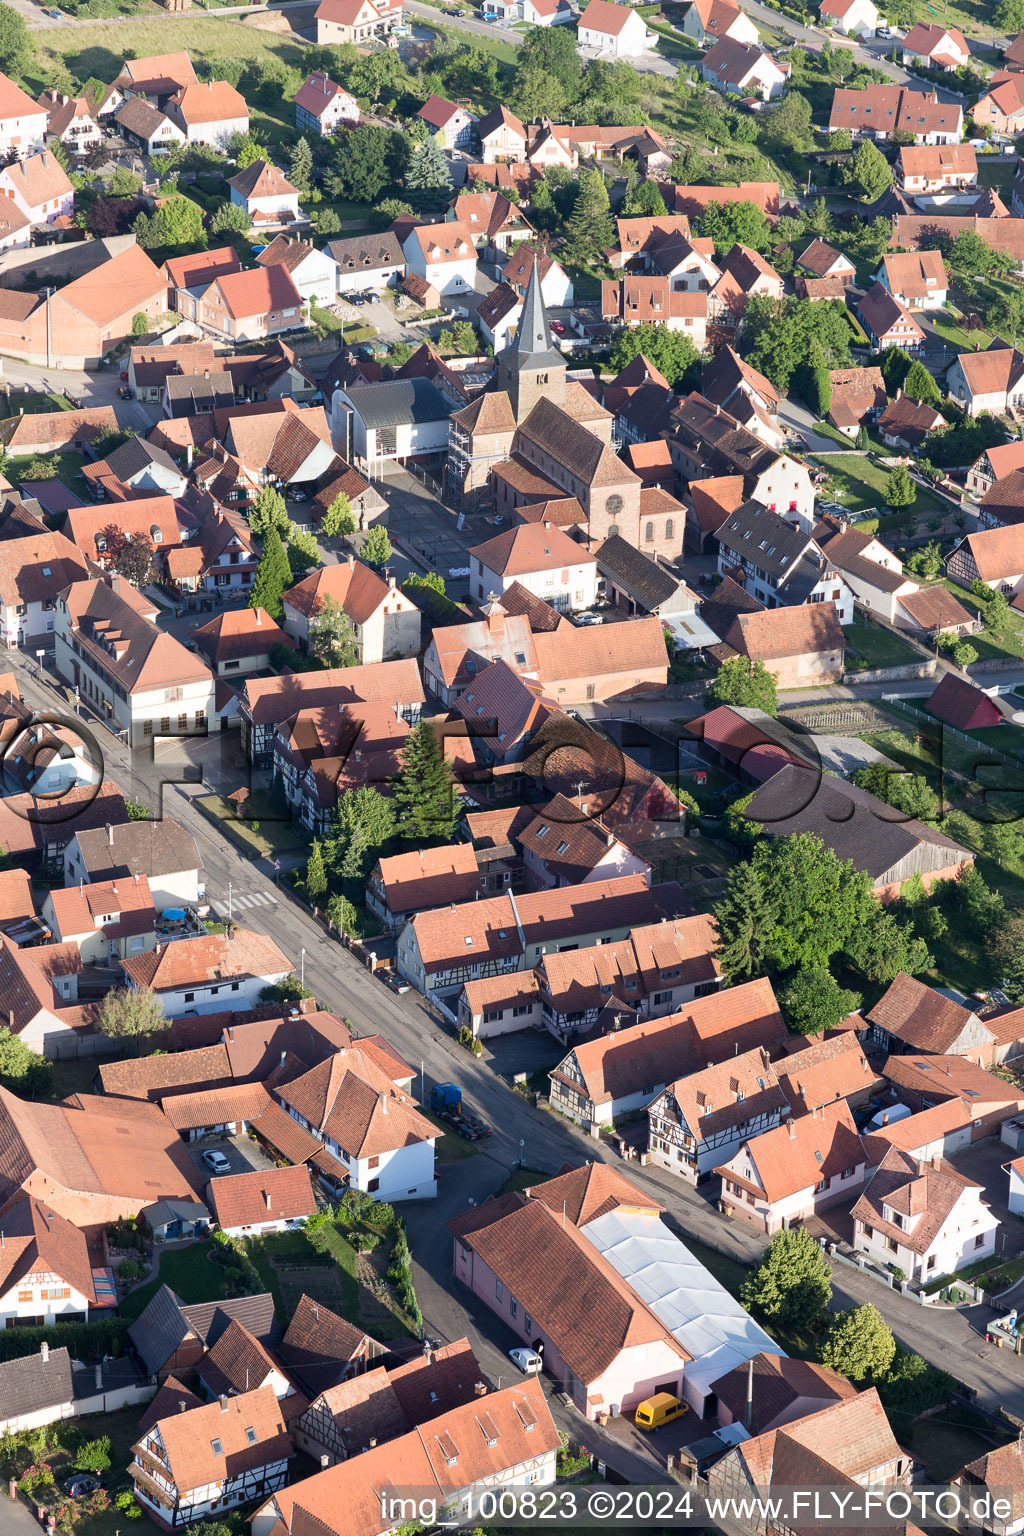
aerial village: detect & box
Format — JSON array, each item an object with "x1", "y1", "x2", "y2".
[{"x1": 0, "y1": 0, "x2": 1023, "y2": 1529}]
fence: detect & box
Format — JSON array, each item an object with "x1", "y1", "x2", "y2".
[{"x1": 880, "y1": 696, "x2": 1021, "y2": 771}]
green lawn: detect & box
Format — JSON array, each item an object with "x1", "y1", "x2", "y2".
[
  {"x1": 976, "y1": 157, "x2": 1017, "y2": 197},
  {"x1": 2, "y1": 391, "x2": 74, "y2": 414},
  {"x1": 930, "y1": 307, "x2": 994, "y2": 353},
  {"x1": 31, "y1": 18, "x2": 313, "y2": 77},
  {"x1": 844, "y1": 616, "x2": 924, "y2": 671},
  {"x1": 7, "y1": 450, "x2": 86, "y2": 490},
  {"x1": 120, "y1": 1244, "x2": 232, "y2": 1321},
  {"x1": 198, "y1": 791, "x2": 311, "y2": 858},
  {"x1": 816, "y1": 453, "x2": 945, "y2": 518}
]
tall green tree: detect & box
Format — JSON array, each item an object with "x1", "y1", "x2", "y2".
[
  {"x1": 134, "y1": 196, "x2": 206, "y2": 253},
  {"x1": 843, "y1": 139, "x2": 892, "y2": 201},
  {"x1": 248, "y1": 526, "x2": 292, "y2": 620},
  {"x1": 0, "y1": 1026, "x2": 51, "y2": 1094},
  {"x1": 306, "y1": 839, "x2": 328, "y2": 901},
  {"x1": 607, "y1": 323, "x2": 698, "y2": 389},
  {"x1": 758, "y1": 90, "x2": 813, "y2": 153},
  {"x1": 321, "y1": 491, "x2": 357, "y2": 538},
  {"x1": 0, "y1": 4, "x2": 31, "y2": 80},
  {"x1": 308, "y1": 595, "x2": 358, "y2": 669},
  {"x1": 778, "y1": 968, "x2": 862, "y2": 1036},
  {"x1": 249, "y1": 485, "x2": 290, "y2": 538},
  {"x1": 211, "y1": 201, "x2": 252, "y2": 235},
  {"x1": 289, "y1": 135, "x2": 313, "y2": 193},
  {"x1": 361, "y1": 524, "x2": 392, "y2": 566},
  {"x1": 328, "y1": 125, "x2": 401, "y2": 203},
  {"x1": 404, "y1": 134, "x2": 451, "y2": 195},
  {"x1": 845, "y1": 909, "x2": 932, "y2": 984},
  {"x1": 901, "y1": 359, "x2": 940, "y2": 403},
  {"x1": 706, "y1": 656, "x2": 779, "y2": 716},
  {"x1": 393, "y1": 722, "x2": 458, "y2": 843},
  {"x1": 740, "y1": 1228, "x2": 832, "y2": 1327},
  {"x1": 98, "y1": 987, "x2": 164, "y2": 1042},
  {"x1": 820, "y1": 1305, "x2": 896, "y2": 1381},
  {"x1": 884, "y1": 464, "x2": 916, "y2": 510},
  {"x1": 714, "y1": 833, "x2": 875, "y2": 980},
  {"x1": 698, "y1": 199, "x2": 772, "y2": 253},
  {"x1": 563, "y1": 169, "x2": 614, "y2": 265},
  {"x1": 510, "y1": 24, "x2": 581, "y2": 119},
  {"x1": 326, "y1": 785, "x2": 396, "y2": 877}
]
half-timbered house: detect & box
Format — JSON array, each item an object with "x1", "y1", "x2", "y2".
[{"x1": 647, "y1": 1047, "x2": 786, "y2": 1183}]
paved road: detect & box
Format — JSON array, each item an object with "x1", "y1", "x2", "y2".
[{"x1": 6, "y1": 644, "x2": 1024, "y2": 1437}]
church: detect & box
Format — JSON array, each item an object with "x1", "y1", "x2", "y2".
[{"x1": 446, "y1": 262, "x2": 686, "y2": 562}]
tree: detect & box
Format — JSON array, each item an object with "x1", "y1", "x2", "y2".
[
  {"x1": 0, "y1": 4, "x2": 30, "y2": 80},
  {"x1": 361, "y1": 524, "x2": 392, "y2": 567},
  {"x1": 742, "y1": 296, "x2": 852, "y2": 393},
  {"x1": 230, "y1": 132, "x2": 267, "y2": 169},
  {"x1": 804, "y1": 196, "x2": 835, "y2": 240},
  {"x1": 133, "y1": 195, "x2": 205, "y2": 252},
  {"x1": 308, "y1": 595, "x2": 358, "y2": 669},
  {"x1": 714, "y1": 833, "x2": 875, "y2": 980},
  {"x1": 315, "y1": 208, "x2": 342, "y2": 236},
  {"x1": 828, "y1": 127, "x2": 853, "y2": 150},
  {"x1": 248, "y1": 526, "x2": 292, "y2": 621},
  {"x1": 98, "y1": 987, "x2": 164, "y2": 1042},
  {"x1": 0, "y1": 1026, "x2": 51, "y2": 1095},
  {"x1": 820, "y1": 1305, "x2": 896, "y2": 1382},
  {"x1": 25, "y1": 454, "x2": 58, "y2": 480},
  {"x1": 706, "y1": 656, "x2": 779, "y2": 716},
  {"x1": 988, "y1": 288, "x2": 1024, "y2": 345},
  {"x1": 249, "y1": 485, "x2": 290, "y2": 539},
  {"x1": 884, "y1": 464, "x2": 915, "y2": 510},
  {"x1": 759, "y1": 90, "x2": 813, "y2": 153},
  {"x1": 99, "y1": 527, "x2": 155, "y2": 587},
  {"x1": 131, "y1": 313, "x2": 149, "y2": 337},
  {"x1": 996, "y1": 0, "x2": 1024, "y2": 25},
  {"x1": 778, "y1": 967, "x2": 862, "y2": 1035},
  {"x1": 740, "y1": 1228, "x2": 832, "y2": 1327},
  {"x1": 845, "y1": 908, "x2": 932, "y2": 984},
  {"x1": 563, "y1": 169, "x2": 614, "y2": 265},
  {"x1": 393, "y1": 721, "x2": 458, "y2": 843},
  {"x1": 306, "y1": 839, "x2": 328, "y2": 901},
  {"x1": 511, "y1": 24, "x2": 581, "y2": 119},
  {"x1": 987, "y1": 911, "x2": 1024, "y2": 994},
  {"x1": 125, "y1": 799, "x2": 151, "y2": 820},
  {"x1": 621, "y1": 180, "x2": 667, "y2": 218},
  {"x1": 211, "y1": 200, "x2": 252, "y2": 235},
  {"x1": 698, "y1": 199, "x2": 772, "y2": 253},
  {"x1": 287, "y1": 525, "x2": 321, "y2": 576},
  {"x1": 373, "y1": 196, "x2": 414, "y2": 231},
  {"x1": 289, "y1": 135, "x2": 313, "y2": 193},
  {"x1": 607, "y1": 322, "x2": 698, "y2": 389},
  {"x1": 320, "y1": 491, "x2": 357, "y2": 538},
  {"x1": 404, "y1": 134, "x2": 451, "y2": 196},
  {"x1": 901, "y1": 359, "x2": 940, "y2": 404},
  {"x1": 109, "y1": 166, "x2": 143, "y2": 199},
  {"x1": 327, "y1": 784, "x2": 396, "y2": 875},
  {"x1": 906, "y1": 539, "x2": 942, "y2": 577},
  {"x1": 329, "y1": 125, "x2": 399, "y2": 203},
  {"x1": 953, "y1": 639, "x2": 978, "y2": 668},
  {"x1": 843, "y1": 139, "x2": 892, "y2": 202},
  {"x1": 74, "y1": 1438, "x2": 112, "y2": 1475}
]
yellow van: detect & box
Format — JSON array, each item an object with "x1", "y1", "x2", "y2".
[{"x1": 634, "y1": 1392, "x2": 689, "y2": 1429}]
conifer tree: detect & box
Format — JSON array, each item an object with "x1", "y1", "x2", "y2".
[
  {"x1": 249, "y1": 526, "x2": 292, "y2": 620},
  {"x1": 393, "y1": 722, "x2": 457, "y2": 842}
]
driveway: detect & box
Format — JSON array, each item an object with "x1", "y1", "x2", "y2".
[
  {"x1": 947, "y1": 1137, "x2": 1024, "y2": 1253},
  {"x1": 778, "y1": 396, "x2": 845, "y2": 455},
  {"x1": 188, "y1": 1133, "x2": 279, "y2": 1183}
]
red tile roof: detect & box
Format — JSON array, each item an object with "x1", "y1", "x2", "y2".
[
  {"x1": 121, "y1": 928, "x2": 291, "y2": 991},
  {"x1": 208, "y1": 1165, "x2": 317, "y2": 1230}
]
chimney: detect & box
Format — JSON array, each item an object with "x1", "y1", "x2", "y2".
[
  {"x1": 424, "y1": 1340, "x2": 434, "y2": 1365},
  {"x1": 379, "y1": 1092, "x2": 388, "y2": 1116},
  {"x1": 111, "y1": 575, "x2": 120, "y2": 595},
  {"x1": 264, "y1": 1190, "x2": 272, "y2": 1210},
  {"x1": 94, "y1": 1362, "x2": 102, "y2": 1390},
  {"x1": 106, "y1": 821, "x2": 114, "y2": 848},
  {"x1": 474, "y1": 1380, "x2": 488, "y2": 1397},
  {"x1": 41, "y1": 1342, "x2": 48, "y2": 1364},
  {"x1": 281, "y1": 1050, "x2": 287, "y2": 1066},
  {"x1": 219, "y1": 1395, "x2": 228, "y2": 1412},
  {"x1": 256, "y1": 609, "x2": 262, "y2": 626},
  {"x1": 744, "y1": 1355, "x2": 755, "y2": 1430},
  {"x1": 787, "y1": 1119, "x2": 795, "y2": 1139},
  {"x1": 348, "y1": 554, "x2": 355, "y2": 569},
  {"x1": 606, "y1": 830, "x2": 615, "y2": 847},
  {"x1": 7, "y1": 1011, "x2": 11, "y2": 1033},
  {"x1": 388, "y1": 575, "x2": 396, "y2": 589},
  {"x1": 179, "y1": 1399, "x2": 188, "y2": 1413}
]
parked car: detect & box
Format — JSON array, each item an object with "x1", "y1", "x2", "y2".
[
  {"x1": 118, "y1": 386, "x2": 132, "y2": 400},
  {"x1": 64, "y1": 1476, "x2": 102, "y2": 1498},
  {"x1": 551, "y1": 320, "x2": 566, "y2": 334},
  {"x1": 575, "y1": 612, "x2": 604, "y2": 626},
  {"x1": 509, "y1": 1347, "x2": 543, "y2": 1375},
  {"x1": 349, "y1": 294, "x2": 367, "y2": 306},
  {"x1": 202, "y1": 1149, "x2": 232, "y2": 1174}
]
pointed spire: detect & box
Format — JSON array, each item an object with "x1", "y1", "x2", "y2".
[{"x1": 513, "y1": 253, "x2": 555, "y2": 360}]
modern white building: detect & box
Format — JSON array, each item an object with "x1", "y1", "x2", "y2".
[
  {"x1": 401, "y1": 222, "x2": 478, "y2": 296},
  {"x1": 120, "y1": 928, "x2": 293, "y2": 1017},
  {"x1": 577, "y1": 0, "x2": 654, "y2": 55},
  {"x1": 332, "y1": 378, "x2": 451, "y2": 475},
  {"x1": 852, "y1": 1146, "x2": 999, "y2": 1282},
  {"x1": 469, "y1": 521, "x2": 599, "y2": 613},
  {"x1": 0, "y1": 73, "x2": 48, "y2": 160}
]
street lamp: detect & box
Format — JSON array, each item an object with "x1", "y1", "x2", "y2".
[
  {"x1": 519, "y1": 1139, "x2": 524, "y2": 1168},
  {"x1": 300, "y1": 948, "x2": 306, "y2": 990}
]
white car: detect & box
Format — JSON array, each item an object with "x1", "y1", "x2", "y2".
[
  {"x1": 509, "y1": 1347, "x2": 542, "y2": 1375},
  {"x1": 202, "y1": 1149, "x2": 232, "y2": 1174},
  {"x1": 575, "y1": 612, "x2": 605, "y2": 626}
]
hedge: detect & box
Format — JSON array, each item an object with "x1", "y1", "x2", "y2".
[{"x1": 0, "y1": 1319, "x2": 124, "y2": 1362}]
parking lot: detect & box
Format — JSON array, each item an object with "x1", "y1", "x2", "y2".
[{"x1": 187, "y1": 1133, "x2": 279, "y2": 1185}]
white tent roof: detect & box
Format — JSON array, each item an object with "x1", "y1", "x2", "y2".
[{"x1": 584, "y1": 1207, "x2": 782, "y2": 1400}]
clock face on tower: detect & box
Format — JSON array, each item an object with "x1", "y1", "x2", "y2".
[{"x1": 605, "y1": 494, "x2": 623, "y2": 516}]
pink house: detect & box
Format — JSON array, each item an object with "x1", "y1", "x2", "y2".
[{"x1": 447, "y1": 1166, "x2": 689, "y2": 1418}]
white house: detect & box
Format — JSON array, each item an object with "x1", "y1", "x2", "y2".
[
  {"x1": 947, "y1": 340, "x2": 1024, "y2": 417},
  {"x1": 228, "y1": 159, "x2": 302, "y2": 229},
  {"x1": 469, "y1": 521, "x2": 599, "y2": 614},
  {"x1": 0, "y1": 150, "x2": 73, "y2": 227},
  {"x1": 491, "y1": 0, "x2": 574, "y2": 21},
  {"x1": 164, "y1": 79, "x2": 249, "y2": 148},
  {"x1": 256, "y1": 236, "x2": 336, "y2": 306},
  {"x1": 820, "y1": 0, "x2": 878, "y2": 35},
  {"x1": 207, "y1": 1167, "x2": 317, "y2": 1239},
  {"x1": 852, "y1": 1146, "x2": 999, "y2": 1282},
  {"x1": 401, "y1": 221, "x2": 477, "y2": 296},
  {"x1": 701, "y1": 38, "x2": 788, "y2": 101},
  {"x1": 1006, "y1": 1155, "x2": 1024, "y2": 1217},
  {"x1": 680, "y1": 0, "x2": 760, "y2": 47},
  {"x1": 0, "y1": 1198, "x2": 96, "y2": 1329},
  {"x1": 120, "y1": 928, "x2": 293, "y2": 1017},
  {"x1": 273, "y1": 1047, "x2": 438, "y2": 1201},
  {"x1": 0, "y1": 74, "x2": 48, "y2": 160},
  {"x1": 716, "y1": 1103, "x2": 867, "y2": 1235},
  {"x1": 54, "y1": 577, "x2": 214, "y2": 751},
  {"x1": 901, "y1": 21, "x2": 970, "y2": 70},
  {"x1": 648, "y1": 1047, "x2": 786, "y2": 1184},
  {"x1": 577, "y1": 0, "x2": 654, "y2": 55},
  {"x1": 332, "y1": 378, "x2": 451, "y2": 475},
  {"x1": 132, "y1": 1387, "x2": 292, "y2": 1527},
  {"x1": 63, "y1": 818, "x2": 204, "y2": 916},
  {"x1": 326, "y1": 231, "x2": 405, "y2": 295},
  {"x1": 877, "y1": 248, "x2": 948, "y2": 310},
  {"x1": 477, "y1": 282, "x2": 523, "y2": 351},
  {"x1": 42, "y1": 874, "x2": 156, "y2": 967},
  {"x1": 417, "y1": 94, "x2": 476, "y2": 148},
  {"x1": 502, "y1": 242, "x2": 574, "y2": 307},
  {"x1": 293, "y1": 71, "x2": 359, "y2": 136}
]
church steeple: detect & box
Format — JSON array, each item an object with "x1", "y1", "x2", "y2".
[{"x1": 497, "y1": 253, "x2": 565, "y2": 421}]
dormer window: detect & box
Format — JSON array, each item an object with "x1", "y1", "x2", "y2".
[{"x1": 151, "y1": 526, "x2": 164, "y2": 543}]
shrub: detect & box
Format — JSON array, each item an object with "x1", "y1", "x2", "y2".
[{"x1": 117, "y1": 1260, "x2": 139, "y2": 1281}]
